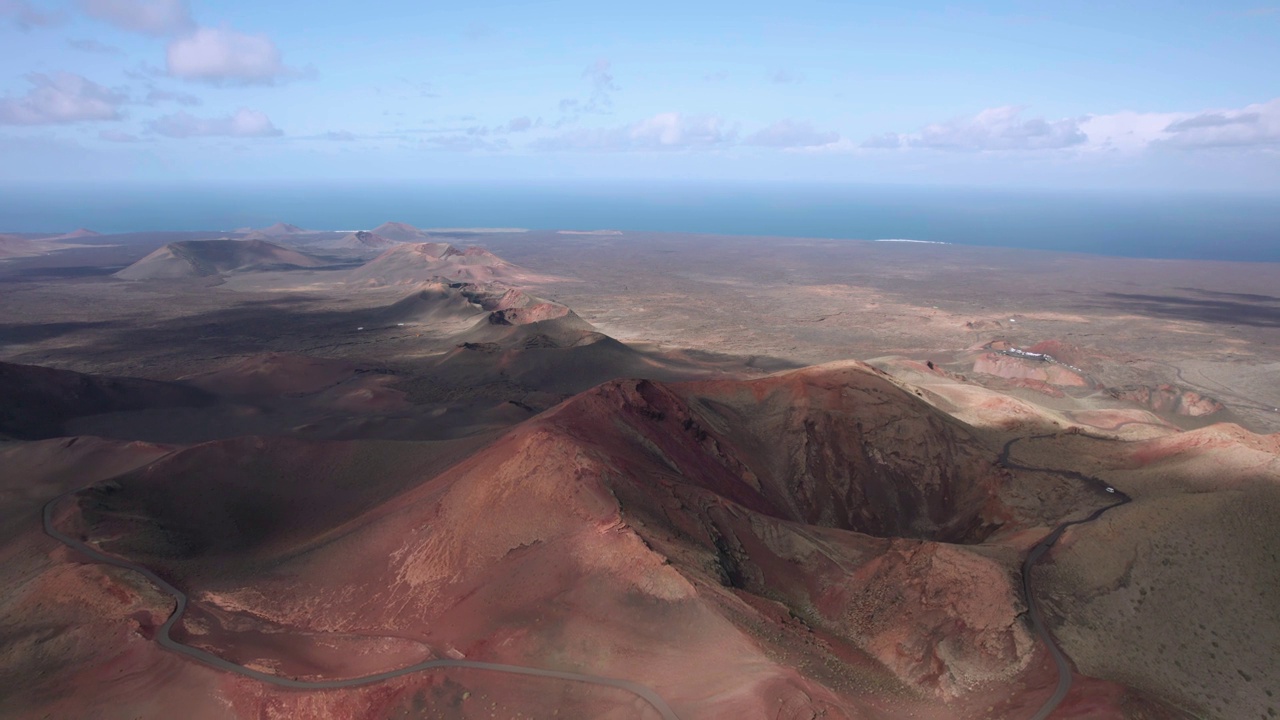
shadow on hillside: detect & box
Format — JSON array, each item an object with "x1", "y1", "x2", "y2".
[{"x1": 0, "y1": 320, "x2": 123, "y2": 345}]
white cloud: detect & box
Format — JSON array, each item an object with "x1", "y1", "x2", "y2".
[
  {"x1": 143, "y1": 86, "x2": 201, "y2": 106},
  {"x1": 1076, "y1": 100, "x2": 1280, "y2": 152},
  {"x1": 68, "y1": 38, "x2": 122, "y2": 54},
  {"x1": 471, "y1": 116, "x2": 541, "y2": 135},
  {"x1": 743, "y1": 119, "x2": 840, "y2": 148},
  {"x1": 866, "y1": 106, "x2": 1086, "y2": 151},
  {"x1": 79, "y1": 0, "x2": 191, "y2": 35},
  {"x1": 99, "y1": 129, "x2": 140, "y2": 142},
  {"x1": 912, "y1": 106, "x2": 1086, "y2": 151},
  {"x1": 1, "y1": 0, "x2": 63, "y2": 29},
  {"x1": 870, "y1": 99, "x2": 1280, "y2": 155},
  {"x1": 149, "y1": 108, "x2": 282, "y2": 138},
  {"x1": 1157, "y1": 99, "x2": 1280, "y2": 149},
  {"x1": 536, "y1": 112, "x2": 732, "y2": 151},
  {"x1": 421, "y1": 134, "x2": 510, "y2": 152},
  {"x1": 166, "y1": 27, "x2": 295, "y2": 85},
  {"x1": 630, "y1": 113, "x2": 728, "y2": 147},
  {"x1": 583, "y1": 58, "x2": 617, "y2": 103},
  {"x1": 0, "y1": 72, "x2": 127, "y2": 125},
  {"x1": 321, "y1": 130, "x2": 355, "y2": 141},
  {"x1": 557, "y1": 59, "x2": 618, "y2": 122},
  {"x1": 860, "y1": 132, "x2": 902, "y2": 149},
  {"x1": 505, "y1": 116, "x2": 534, "y2": 133},
  {"x1": 1076, "y1": 110, "x2": 1182, "y2": 153}
]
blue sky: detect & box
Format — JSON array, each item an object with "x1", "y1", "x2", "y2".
[{"x1": 1, "y1": 0, "x2": 1278, "y2": 190}]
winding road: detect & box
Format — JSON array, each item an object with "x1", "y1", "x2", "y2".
[
  {"x1": 41, "y1": 491, "x2": 681, "y2": 720},
  {"x1": 43, "y1": 429, "x2": 1135, "y2": 720},
  {"x1": 999, "y1": 433, "x2": 1133, "y2": 720}
]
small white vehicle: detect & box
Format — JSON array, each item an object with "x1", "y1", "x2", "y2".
[{"x1": 1105, "y1": 487, "x2": 1116, "y2": 493}]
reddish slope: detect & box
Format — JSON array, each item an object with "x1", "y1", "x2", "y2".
[
  {"x1": 180, "y1": 353, "x2": 361, "y2": 397},
  {"x1": 371, "y1": 221, "x2": 432, "y2": 243},
  {"x1": 387, "y1": 282, "x2": 653, "y2": 396},
  {"x1": 315, "y1": 231, "x2": 400, "y2": 251},
  {"x1": 55, "y1": 363, "x2": 1170, "y2": 718},
  {"x1": 347, "y1": 243, "x2": 521, "y2": 286},
  {"x1": 255, "y1": 223, "x2": 308, "y2": 237}
]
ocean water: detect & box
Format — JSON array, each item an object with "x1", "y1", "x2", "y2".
[{"x1": 2, "y1": 182, "x2": 1278, "y2": 263}]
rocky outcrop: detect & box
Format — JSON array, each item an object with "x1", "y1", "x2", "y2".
[
  {"x1": 1026, "y1": 339, "x2": 1095, "y2": 369},
  {"x1": 1109, "y1": 384, "x2": 1224, "y2": 417},
  {"x1": 973, "y1": 352, "x2": 1090, "y2": 387}
]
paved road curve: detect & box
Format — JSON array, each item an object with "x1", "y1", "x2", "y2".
[
  {"x1": 42, "y1": 429, "x2": 1135, "y2": 720},
  {"x1": 999, "y1": 433, "x2": 1133, "y2": 720},
  {"x1": 41, "y1": 491, "x2": 681, "y2": 720}
]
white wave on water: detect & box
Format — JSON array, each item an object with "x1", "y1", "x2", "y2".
[{"x1": 874, "y1": 238, "x2": 949, "y2": 244}]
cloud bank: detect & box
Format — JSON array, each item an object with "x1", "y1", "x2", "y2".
[
  {"x1": 868, "y1": 106, "x2": 1086, "y2": 151},
  {"x1": 3, "y1": 0, "x2": 63, "y2": 29},
  {"x1": 1157, "y1": 99, "x2": 1280, "y2": 149},
  {"x1": 68, "y1": 38, "x2": 123, "y2": 54},
  {"x1": 536, "y1": 112, "x2": 732, "y2": 151},
  {"x1": 149, "y1": 107, "x2": 281, "y2": 137},
  {"x1": 0, "y1": 73, "x2": 127, "y2": 125},
  {"x1": 868, "y1": 99, "x2": 1280, "y2": 154},
  {"x1": 744, "y1": 119, "x2": 841, "y2": 148},
  {"x1": 79, "y1": 0, "x2": 191, "y2": 35}
]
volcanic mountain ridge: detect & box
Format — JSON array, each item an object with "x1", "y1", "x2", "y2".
[
  {"x1": 40, "y1": 361, "x2": 1174, "y2": 719},
  {"x1": 347, "y1": 242, "x2": 522, "y2": 286},
  {"x1": 315, "y1": 230, "x2": 400, "y2": 251},
  {"x1": 115, "y1": 238, "x2": 329, "y2": 280},
  {"x1": 371, "y1": 221, "x2": 433, "y2": 243}
]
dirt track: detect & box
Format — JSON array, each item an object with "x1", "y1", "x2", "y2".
[
  {"x1": 1000, "y1": 433, "x2": 1132, "y2": 720},
  {"x1": 41, "y1": 486, "x2": 681, "y2": 720}
]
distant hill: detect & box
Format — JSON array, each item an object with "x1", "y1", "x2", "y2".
[
  {"x1": 115, "y1": 238, "x2": 328, "y2": 280},
  {"x1": 43, "y1": 228, "x2": 101, "y2": 241},
  {"x1": 254, "y1": 222, "x2": 308, "y2": 237},
  {"x1": 371, "y1": 221, "x2": 431, "y2": 243},
  {"x1": 347, "y1": 242, "x2": 519, "y2": 285},
  {"x1": 313, "y1": 230, "x2": 399, "y2": 251}
]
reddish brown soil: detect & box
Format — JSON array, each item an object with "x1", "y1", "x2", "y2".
[
  {"x1": 371, "y1": 222, "x2": 432, "y2": 243},
  {"x1": 972, "y1": 353, "x2": 1090, "y2": 387},
  {"x1": 1108, "y1": 384, "x2": 1224, "y2": 417},
  {"x1": 182, "y1": 353, "x2": 361, "y2": 397},
  {"x1": 36, "y1": 363, "x2": 1172, "y2": 718},
  {"x1": 2, "y1": 232, "x2": 1260, "y2": 719},
  {"x1": 347, "y1": 243, "x2": 516, "y2": 286}
]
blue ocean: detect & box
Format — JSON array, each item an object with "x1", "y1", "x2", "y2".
[{"x1": 2, "y1": 182, "x2": 1277, "y2": 263}]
